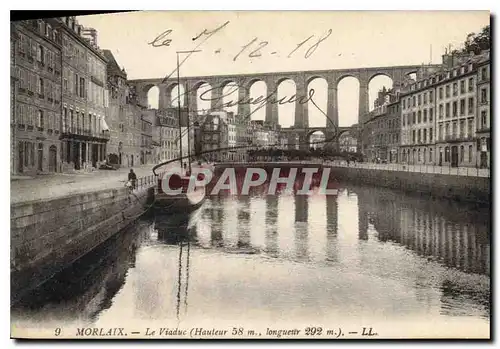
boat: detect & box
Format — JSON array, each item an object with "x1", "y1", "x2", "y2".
[{"x1": 153, "y1": 164, "x2": 211, "y2": 213}]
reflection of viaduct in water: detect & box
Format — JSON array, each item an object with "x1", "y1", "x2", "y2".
[
  {"x1": 11, "y1": 221, "x2": 147, "y2": 321},
  {"x1": 350, "y1": 186, "x2": 490, "y2": 276},
  {"x1": 202, "y1": 186, "x2": 489, "y2": 276},
  {"x1": 265, "y1": 196, "x2": 279, "y2": 257}
]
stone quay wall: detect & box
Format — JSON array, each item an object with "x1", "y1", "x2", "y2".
[
  {"x1": 11, "y1": 185, "x2": 155, "y2": 304},
  {"x1": 215, "y1": 162, "x2": 490, "y2": 204}
]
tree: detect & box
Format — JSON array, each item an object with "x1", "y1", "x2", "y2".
[{"x1": 452, "y1": 25, "x2": 490, "y2": 55}]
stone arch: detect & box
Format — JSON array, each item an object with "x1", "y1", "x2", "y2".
[
  {"x1": 335, "y1": 73, "x2": 360, "y2": 87},
  {"x1": 245, "y1": 77, "x2": 266, "y2": 90},
  {"x1": 220, "y1": 80, "x2": 239, "y2": 114},
  {"x1": 337, "y1": 76, "x2": 360, "y2": 127},
  {"x1": 368, "y1": 72, "x2": 394, "y2": 84},
  {"x1": 306, "y1": 77, "x2": 328, "y2": 128},
  {"x1": 368, "y1": 73, "x2": 393, "y2": 111},
  {"x1": 307, "y1": 129, "x2": 326, "y2": 149},
  {"x1": 165, "y1": 82, "x2": 186, "y2": 108},
  {"x1": 404, "y1": 70, "x2": 418, "y2": 81},
  {"x1": 144, "y1": 83, "x2": 160, "y2": 109},
  {"x1": 305, "y1": 74, "x2": 327, "y2": 85},
  {"x1": 248, "y1": 80, "x2": 267, "y2": 121},
  {"x1": 276, "y1": 78, "x2": 297, "y2": 127},
  {"x1": 194, "y1": 80, "x2": 213, "y2": 114}
]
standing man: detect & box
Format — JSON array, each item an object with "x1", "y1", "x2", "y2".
[{"x1": 128, "y1": 169, "x2": 137, "y2": 189}]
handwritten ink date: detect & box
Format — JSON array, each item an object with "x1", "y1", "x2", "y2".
[{"x1": 149, "y1": 25, "x2": 332, "y2": 61}]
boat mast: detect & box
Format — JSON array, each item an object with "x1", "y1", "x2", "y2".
[
  {"x1": 186, "y1": 83, "x2": 192, "y2": 174},
  {"x1": 176, "y1": 52, "x2": 183, "y2": 168}
]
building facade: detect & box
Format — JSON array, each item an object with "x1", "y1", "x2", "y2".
[
  {"x1": 200, "y1": 114, "x2": 228, "y2": 162},
  {"x1": 56, "y1": 16, "x2": 109, "y2": 171},
  {"x1": 12, "y1": 19, "x2": 63, "y2": 175},
  {"x1": 400, "y1": 51, "x2": 489, "y2": 168},
  {"x1": 155, "y1": 109, "x2": 180, "y2": 163},
  {"x1": 400, "y1": 68, "x2": 438, "y2": 165},
  {"x1": 476, "y1": 51, "x2": 490, "y2": 168},
  {"x1": 361, "y1": 88, "x2": 400, "y2": 162}
]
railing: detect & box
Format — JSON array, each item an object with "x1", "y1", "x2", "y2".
[
  {"x1": 131, "y1": 172, "x2": 166, "y2": 191},
  {"x1": 216, "y1": 160, "x2": 490, "y2": 178},
  {"x1": 62, "y1": 127, "x2": 110, "y2": 139}
]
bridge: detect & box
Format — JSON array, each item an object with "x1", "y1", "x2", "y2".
[{"x1": 129, "y1": 64, "x2": 442, "y2": 149}]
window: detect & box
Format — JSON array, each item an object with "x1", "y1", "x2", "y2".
[
  {"x1": 412, "y1": 130, "x2": 416, "y2": 144},
  {"x1": 445, "y1": 85, "x2": 450, "y2": 98},
  {"x1": 429, "y1": 90, "x2": 433, "y2": 103},
  {"x1": 439, "y1": 124, "x2": 443, "y2": 141},
  {"x1": 423, "y1": 109, "x2": 427, "y2": 123},
  {"x1": 481, "y1": 110, "x2": 487, "y2": 129},
  {"x1": 74, "y1": 73, "x2": 79, "y2": 96},
  {"x1": 445, "y1": 123, "x2": 450, "y2": 137},
  {"x1": 460, "y1": 80, "x2": 465, "y2": 94},
  {"x1": 452, "y1": 121, "x2": 457, "y2": 138},
  {"x1": 37, "y1": 110, "x2": 44, "y2": 129},
  {"x1": 429, "y1": 127, "x2": 433, "y2": 142},
  {"x1": 429, "y1": 108, "x2": 433, "y2": 122},
  {"x1": 418, "y1": 94, "x2": 422, "y2": 106},
  {"x1": 79, "y1": 77, "x2": 85, "y2": 98},
  {"x1": 423, "y1": 128, "x2": 427, "y2": 143},
  {"x1": 460, "y1": 120, "x2": 465, "y2": 138},
  {"x1": 468, "y1": 77, "x2": 474, "y2": 92},
  {"x1": 468, "y1": 145, "x2": 473, "y2": 162},
  {"x1": 429, "y1": 148, "x2": 433, "y2": 162},
  {"x1": 468, "y1": 97, "x2": 474, "y2": 114},
  {"x1": 439, "y1": 87, "x2": 443, "y2": 99},
  {"x1": 412, "y1": 96, "x2": 416, "y2": 107},
  {"x1": 481, "y1": 88, "x2": 488, "y2": 103},
  {"x1": 468, "y1": 118, "x2": 473, "y2": 136},
  {"x1": 439, "y1": 104, "x2": 443, "y2": 118},
  {"x1": 460, "y1": 99, "x2": 465, "y2": 116},
  {"x1": 460, "y1": 146, "x2": 465, "y2": 162},
  {"x1": 423, "y1": 93, "x2": 427, "y2": 104},
  {"x1": 453, "y1": 83, "x2": 458, "y2": 96},
  {"x1": 480, "y1": 67, "x2": 488, "y2": 80},
  {"x1": 403, "y1": 99, "x2": 406, "y2": 109},
  {"x1": 445, "y1": 103, "x2": 450, "y2": 118},
  {"x1": 37, "y1": 45, "x2": 44, "y2": 63},
  {"x1": 418, "y1": 129, "x2": 421, "y2": 143},
  {"x1": 445, "y1": 147, "x2": 450, "y2": 162},
  {"x1": 37, "y1": 77, "x2": 44, "y2": 96},
  {"x1": 452, "y1": 101, "x2": 457, "y2": 117}
]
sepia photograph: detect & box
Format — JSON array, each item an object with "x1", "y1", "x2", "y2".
[{"x1": 9, "y1": 9, "x2": 491, "y2": 340}]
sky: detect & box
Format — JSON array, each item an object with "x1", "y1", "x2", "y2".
[{"x1": 78, "y1": 11, "x2": 490, "y2": 128}]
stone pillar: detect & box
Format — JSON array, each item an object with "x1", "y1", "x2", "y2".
[
  {"x1": 97, "y1": 143, "x2": 101, "y2": 163},
  {"x1": 294, "y1": 78, "x2": 308, "y2": 128},
  {"x1": 186, "y1": 82, "x2": 197, "y2": 114},
  {"x1": 210, "y1": 82, "x2": 223, "y2": 111},
  {"x1": 265, "y1": 80, "x2": 278, "y2": 125},
  {"x1": 158, "y1": 85, "x2": 168, "y2": 109},
  {"x1": 359, "y1": 80, "x2": 369, "y2": 124},
  {"x1": 326, "y1": 81, "x2": 339, "y2": 130},
  {"x1": 238, "y1": 86, "x2": 251, "y2": 120}
]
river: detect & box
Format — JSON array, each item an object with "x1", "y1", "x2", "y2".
[{"x1": 11, "y1": 183, "x2": 490, "y2": 338}]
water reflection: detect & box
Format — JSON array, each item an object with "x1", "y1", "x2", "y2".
[{"x1": 11, "y1": 183, "x2": 490, "y2": 329}]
